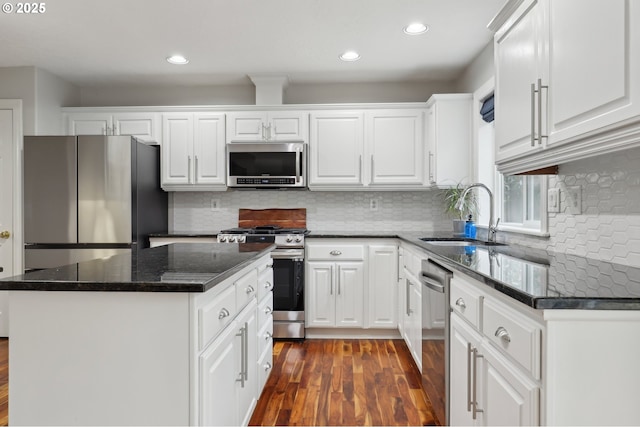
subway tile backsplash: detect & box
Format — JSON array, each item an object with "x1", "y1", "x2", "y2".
[{"x1": 172, "y1": 147, "x2": 640, "y2": 268}]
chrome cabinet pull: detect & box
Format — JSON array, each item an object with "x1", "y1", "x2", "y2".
[
  {"x1": 406, "y1": 279, "x2": 411, "y2": 316},
  {"x1": 455, "y1": 298, "x2": 467, "y2": 310},
  {"x1": 370, "y1": 155, "x2": 375, "y2": 181},
  {"x1": 428, "y1": 151, "x2": 435, "y2": 182},
  {"x1": 246, "y1": 285, "x2": 255, "y2": 295},
  {"x1": 330, "y1": 265, "x2": 334, "y2": 295},
  {"x1": 530, "y1": 82, "x2": 536, "y2": 147},
  {"x1": 265, "y1": 331, "x2": 273, "y2": 341},
  {"x1": 265, "y1": 306, "x2": 273, "y2": 315},
  {"x1": 194, "y1": 155, "x2": 199, "y2": 183},
  {"x1": 467, "y1": 343, "x2": 473, "y2": 412},
  {"x1": 359, "y1": 155, "x2": 363, "y2": 181},
  {"x1": 235, "y1": 324, "x2": 247, "y2": 387},
  {"x1": 264, "y1": 362, "x2": 272, "y2": 371},
  {"x1": 495, "y1": 326, "x2": 511, "y2": 343},
  {"x1": 329, "y1": 250, "x2": 342, "y2": 256},
  {"x1": 472, "y1": 347, "x2": 484, "y2": 419},
  {"x1": 218, "y1": 308, "x2": 230, "y2": 320},
  {"x1": 337, "y1": 265, "x2": 342, "y2": 295},
  {"x1": 264, "y1": 281, "x2": 272, "y2": 290},
  {"x1": 187, "y1": 155, "x2": 192, "y2": 183}
]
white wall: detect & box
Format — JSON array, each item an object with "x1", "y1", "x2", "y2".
[
  {"x1": 454, "y1": 41, "x2": 494, "y2": 94},
  {"x1": 35, "y1": 68, "x2": 80, "y2": 134},
  {"x1": 0, "y1": 67, "x2": 36, "y2": 134}
]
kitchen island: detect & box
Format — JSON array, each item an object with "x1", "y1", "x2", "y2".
[{"x1": 0, "y1": 242, "x2": 276, "y2": 426}]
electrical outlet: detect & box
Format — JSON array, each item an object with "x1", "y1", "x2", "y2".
[
  {"x1": 566, "y1": 186, "x2": 582, "y2": 215},
  {"x1": 369, "y1": 198, "x2": 379, "y2": 211},
  {"x1": 547, "y1": 188, "x2": 560, "y2": 213},
  {"x1": 210, "y1": 198, "x2": 221, "y2": 212}
]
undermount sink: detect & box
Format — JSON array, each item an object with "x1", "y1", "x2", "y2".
[{"x1": 419, "y1": 238, "x2": 506, "y2": 247}]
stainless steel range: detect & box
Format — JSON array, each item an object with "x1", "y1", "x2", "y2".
[{"x1": 217, "y1": 225, "x2": 306, "y2": 339}]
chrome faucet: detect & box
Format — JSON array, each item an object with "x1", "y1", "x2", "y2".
[{"x1": 455, "y1": 183, "x2": 501, "y2": 242}]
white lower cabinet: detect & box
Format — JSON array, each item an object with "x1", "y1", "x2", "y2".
[
  {"x1": 450, "y1": 272, "x2": 542, "y2": 426},
  {"x1": 194, "y1": 254, "x2": 272, "y2": 426},
  {"x1": 367, "y1": 244, "x2": 398, "y2": 328},
  {"x1": 306, "y1": 260, "x2": 364, "y2": 327}
]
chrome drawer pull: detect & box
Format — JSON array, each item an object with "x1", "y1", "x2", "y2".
[
  {"x1": 264, "y1": 362, "x2": 272, "y2": 371},
  {"x1": 265, "y1": 331, "x2": 273, "y2": 341},
  {"x1": 264, "y1": 281, "x2": 272, "y2": 290},
  {"x1": 265, "y1": 306, "x2": 273, "y2": 315},
  {"x1": 495, "y1": 326, "x2": 511, "y2": 343},
  {"x1": 329, "y1": 250, "x2": 342, "y2": 256},
  {"x1": 246, "y1": 285, "x2": 255, "y2": 294},
  {"x1": 218, "y1": 308, "x2": 230, "y2": 320},
  {"x1": 455, "y1": 298, "x2": 467, "y2": 309}
]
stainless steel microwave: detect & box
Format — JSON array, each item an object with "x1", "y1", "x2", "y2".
[{"x1": 226, "y1": 142, "x2": 306, "y2": 188}]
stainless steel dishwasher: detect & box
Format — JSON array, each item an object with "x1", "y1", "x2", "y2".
[{"x1": 420, "y1": 258, "x2": 452, "y2": 426}]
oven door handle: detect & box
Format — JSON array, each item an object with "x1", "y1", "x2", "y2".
[{"x1": 270, "y1": 249, "x2": 305, "y2": 260}]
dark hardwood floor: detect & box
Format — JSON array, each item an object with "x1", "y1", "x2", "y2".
[
  {"x1": 0, "y1": 338, "x2": 445, "y2": 426},
  {"x1": 250, "y1": 339, "x2": 441, "y2": 426},
  {"x1": 0, "y1": 338, "x2": 7, "y2": 426}
]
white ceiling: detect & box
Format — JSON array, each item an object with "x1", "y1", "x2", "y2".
[{"x1": 0, "y1": 0, "x2": 506, "y2": 88}]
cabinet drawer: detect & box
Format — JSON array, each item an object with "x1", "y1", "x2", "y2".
[
  {"x1": 257, "y1": 339, "x2": 273, "y2": 393},
  {"x1": 306, "y1": 244, "x2": 365, "y2": 261},
  {"x1": 235, "y1": 268, "x2": 258, "y2": 309},
  {"x1": 258, "y1": 292, "x2": 274, "y2": 331},
  {"x1": 483, "y1": 297, "x2": 542, "y2": 379},
  {"x1": 198, "y1": 284, "x2": 236, "y2": 350},
  {"x1": 257, "y1": 268, "x2": 274, "y2": 302},
  {"x1": 258, "y1": 320, "x2": 274, "y2": 359},
  {"x1": 450, "y1": 276, "x2": 482, "y2": 329}
]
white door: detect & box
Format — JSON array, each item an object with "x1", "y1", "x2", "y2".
[
  {"x1": 367, "y1": 244, "x2": 398, "y2": 328},
  {"x1": 161, "y1": 113, "x2": 193, "y2": 186},
  {"x1": 308, "y1": 111, "x2": 365, "y2": 187},
  {"x1": 450, "y1": 314, "x2": 482, "y2": 427},
  {"x1": 335, "y1": 262, "x2": 364, "y2": 328},
  {"x1": 268, "y1": 111, "x2": 308, "y2": 142},
  {"x1": 305, "y1": 262, "x2": 335, "y2": 327},
  {"x1": 0, "y1": 99, "x2": 22, "y2": 337},
  {"x1": 366, "y1": 110, "x2": 424, "y2": 186},
  {"x1": 226, "y1": 112, "x2": 267, "y2": 142},
  {"x1": 113, "y1": 113, "x2": 159, "y2": 142},
  {"x1": 67, "y1": 113, "x2": 112, "y2": 135},
  {"x1": 193, "y1": 113, "x2": 226, "y2": 185},
  {"x1": 494, "y1": 0, "x2": 545, "y2": 162}
]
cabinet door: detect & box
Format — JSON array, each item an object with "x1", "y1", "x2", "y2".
[
  {"x1": 305, "y1": 262, "x2": 335, "y2": 327},
  {"x1": 236, "y1": 302, "x2": 258, "y2": 427},
  {"x1": 481, "y1": 343, "x2": 539, "y2": 426},
  {"x1": 366, "y1": 110, "x2": 424, "y2": 186},
  {"x1": 450, "y1": 314, "x2": 482, "y2": 427},
  {"x1": 162, "y1": 114, "x2": 193, "y2": 185},
  {"x1": 547, "y1": 0, "x2": 640, "y2": 147},
  {"x1": 426, "y1": 95, "x2": 473, "y2": 186},
  {"x1": 113, "y1": 113, "x2": 159, "y2": 142},
  {"x1": 335, "y1": 262, "x2": 364, "y2": 328},
  {"x1": 308, "y1": 111, "x2": 364, "y2": 187},
  {"x1": 67, "y1": 114, "x2": 112, "y2": 135},
  {"x1": 226, "y1": 112, "x2": 267, "y2": 142},
  {"x1": 193, "y1": 113, "x2": 226, "y2": 185},
  {"x1": 494, "y1": 0, "x2": 545, "y2": 162},
  {"x1": 268, "y1": 111, "x2": 308, "y2": 142},
  {"x1": 409, "y1": 279, "x2": 422, "y2": 368},
  {"x1": 199, "y1": 321, "x2": 238, "y2": 426},
  {"x1": 367, "y1": 244, "x2": 398, "y2": 328}
]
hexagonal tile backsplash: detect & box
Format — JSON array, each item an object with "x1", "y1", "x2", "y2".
[{"x1": 172, "y1": 147, "x2": 640, "y2": 268}]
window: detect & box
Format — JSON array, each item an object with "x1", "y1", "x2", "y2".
[{"x1": 473, "y1": 82, "x2": 547, "y2": 236}]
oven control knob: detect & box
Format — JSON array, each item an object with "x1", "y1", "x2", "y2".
[
  {"x1": 229, "y1": 236, "x2": 236, "y2": 243},
  {"x1": 238, "y1": 236, "x2": 246, "y2": 243},
  {"x1": 219, "y1": 236, "x2": 227, "y2": 243},
  {"x1": 286, "y1": 236, "x2": 293, "y2": 243},
  {"x1": 295, "y1": 236, "x2": 302, "y2": 243}
]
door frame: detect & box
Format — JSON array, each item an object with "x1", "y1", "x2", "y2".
[{"x1": 1, "y1": 99, "x2": 24, "y2": 276}]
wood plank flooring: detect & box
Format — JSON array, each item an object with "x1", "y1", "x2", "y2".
[
  {"x1": 250, "y1": 339, "x2": 441, "y2": 426},
  {"x1": 0, "y1": 338, "x2": 7, "y2": 426}
]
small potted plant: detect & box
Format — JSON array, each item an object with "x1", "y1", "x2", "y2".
[{"x1": 443, "y1": 183, "x2": 478, "y2": 236}]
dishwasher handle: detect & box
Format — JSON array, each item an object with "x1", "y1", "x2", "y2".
[{"x1": 420, "y1": 273, "x2": 445, "y2": 293}]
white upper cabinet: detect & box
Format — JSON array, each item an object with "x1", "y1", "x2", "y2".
[
  {"x1": 65, "y1": 111, "x2": 161, "y2": 143},
  {"x1": 366, "y1": 109, "x2": 424, "y2": 186},
  {"x1": 161, "y1": 113, "x2": 226, "y2": 191},
  {"x1": 308, "y1": 108, "x2": 428, "y2": 190},
  {"x1": 308, "y1": 111, "x2": 365, "y2": 188},
  {"x1": 425, "y1": 95, "x2": 472, "y2": 186},
  {"x1": 494, "y1": 0, "x2": 640, "y2": 174},
  {"x1": 226, "y1": 111, "x2": 308, "y2": 142}
]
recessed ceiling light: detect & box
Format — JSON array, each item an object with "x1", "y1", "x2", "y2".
[
  {"x1": 166, "y1": 55, "x2": 189, "y2": 65},
  {"x1": 403, "y1": 23, "x2": 428, "y2": 35},
  {"x1": 340, "y1": 51, "x2": 361, "y2": 62}
]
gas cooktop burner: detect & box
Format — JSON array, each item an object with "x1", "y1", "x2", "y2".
[{"x1": 220, "y1": 226, "x2": 308, "y2": 235}]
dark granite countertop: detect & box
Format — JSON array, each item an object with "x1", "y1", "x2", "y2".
[
  {"x1": 308, "y1": 231, "x2": 640, "y2": 310},
  {"x1": 0, "y1": 243, "x2": 275, "y2": 292}
]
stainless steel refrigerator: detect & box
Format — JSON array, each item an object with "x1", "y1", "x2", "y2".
[{"x1": 24, "y1": 135, "x2": 168, "y2": 270}]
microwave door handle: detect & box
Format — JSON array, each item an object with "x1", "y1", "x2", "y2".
[{"x1": 295, "y1": 148, "x2": 301, "y2": 183}]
